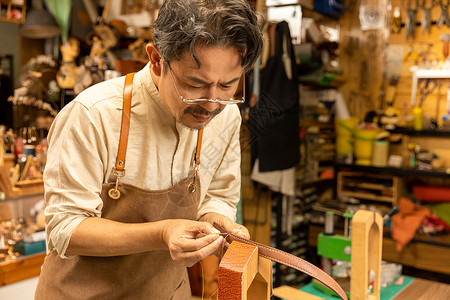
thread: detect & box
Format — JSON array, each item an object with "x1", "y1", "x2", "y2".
[
  {"x1": 200, "y1": 232, "x2": 228, "y2": 300},
  {"x1": 199, "y1": 260, "x2": 205, "y2": 300}
]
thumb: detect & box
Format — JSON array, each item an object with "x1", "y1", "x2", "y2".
[{"x1": 231, "y1": 225, "x2": 250, "y2": 239}]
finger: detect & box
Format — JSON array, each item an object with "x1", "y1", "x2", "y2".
[
  {"x1": 177, "y1": 232, "x2": 221, "y2": 252},
  {"x1": 196, "y1": 235, "x2": 224, "y2": 258},
  {"x1": 176, "y1": 236, "x2": 224, "y2": 267},
  {"x1": 213, "y1": 239, "x2": 229, "y2": 259},
  {"x1": 194, "y1": 227, "x2": 221, "y2": 239},
  {"x1": 231, "y1": 225, "x2": 250, "y2": 239},
  {"x1": 218, "y1": 219, "x2": 250, "y2": 239},
  {"x1": 188, "y1": 221, "x2": 217, "y2": 237}
]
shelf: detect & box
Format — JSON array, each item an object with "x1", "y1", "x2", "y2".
[
  {"x1": 388, "y1": 127, "x2": 450, "y2": 137},
  {"x1": 344, "y1": 181, "x2": 393, "y2": 191},
  {"x1": 335, "y1": 163, "x2": 450, "y2": 178},
  {"x1": 337, "y1": 171, "x2": 398, "y2": 204},
  {"x1": 338, "y1": 191, "x2": 395, "y2": 203}
]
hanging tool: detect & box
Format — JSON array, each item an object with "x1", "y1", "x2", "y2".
[
  {"x1": 439, "y1": 33, "x2": 450, "y2": 59},
  {"x1": 419, "y1": 0, "x2": 433, "y2": 34},
  {"x1": 431, "y1": 82, "x2": 442, "y2": 129},
  {"x1": 405, "y1": 0, "x2": 418, "y2": 40},
  {"x1": 390, "y1": 6, "x2": 402, "y2": 34},
  {"x1": 403, "y1": 45, "x2": 419, "y2": 64},
  {"x1": 359, "y1": 60, "x2": 369, "y2": 91},
  {"x1": 419, "y1": 79, "x2": 438, "y2": 107},
  {"x1": 437, "y1": 0, "x2": 450, "y2": 28},
  {"x1": 381, "y1": 76, "x2": 401, "y2": 128}
]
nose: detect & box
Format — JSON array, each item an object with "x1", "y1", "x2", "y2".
[
  {"x1": 198, "y1": 101, "x2": 220, "y2": 112},
  {"x1": 203, "y1": 85, "x2": 219, "y2": 101},
  {"x1": 198, "y1": 86, "x2": 221, "y2": 112}
]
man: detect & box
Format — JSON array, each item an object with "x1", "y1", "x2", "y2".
[{"x1": 35, "y1": 0, "x2": 263, "y2": 299}]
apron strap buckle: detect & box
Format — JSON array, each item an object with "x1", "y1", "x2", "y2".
[
  {"x1": 188, "y1": 167, "x2": 199, "y2": 194},
  {"x1": 108, "y1": 168, "x2": 126, "y2": 199}
]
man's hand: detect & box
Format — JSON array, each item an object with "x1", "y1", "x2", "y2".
[
  {"x1": 161, "y1": 219, "x2": 224, "y2": 267},
  {"x1": 198, "y1": 212, "x2": 250, "y2": 240}
]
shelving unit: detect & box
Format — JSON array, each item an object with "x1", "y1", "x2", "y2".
[
  {"x1": 0, "y1": 0, "x2": 26, "y2": 24},
  {"x1": 337, "y1": 171, "x2": 399, "y2": 204},
  {"x1": 335, "y1": 160, "x2": 450, "y2": 207},
  {"x1": 265, "y1": 0, "x2": 344, "y2": 289}
]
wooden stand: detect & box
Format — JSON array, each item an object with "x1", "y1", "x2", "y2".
[
  {"x1": 218, "y1": 241, "x2": 272, "y2": 300},
  {"x1": 0, "y1": 165, "x2": 44, "y2": 198},
  {"x1": 0, "y1": 253, "x2": 46, "y2": 286},
  {"x1": 350, "y1": 210, "x2": 383, "y2": 300}
]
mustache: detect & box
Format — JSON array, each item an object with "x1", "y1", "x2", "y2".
[{"x1": 184, "y1": 106, "x2": 221, "y2": 117}]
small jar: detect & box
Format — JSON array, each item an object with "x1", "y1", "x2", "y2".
[{"x1": 413, "y1": 107, "x2": 424, "y2": 131}]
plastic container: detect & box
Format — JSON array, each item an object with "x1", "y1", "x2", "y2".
[
  {"x1": 413, "y1": 185, "x2": 450, "y2": 202},
  {"x1": 335, "y1": 117, "x2": 358, "y2": 156},
  {"x1": 372, "y1": 140, "x2": 389, "y2": 167},
  {"x1": 354, "y1": 129, "x2": 379, "y2": 165}
]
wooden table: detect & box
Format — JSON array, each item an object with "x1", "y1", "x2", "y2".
[
  {"x1": 393, "y1": 278, "x2": 450, "y2": 300},
  {"x1": 0, "y1": 253, "x2": 46, "y2": 286},
  {"x1": 273, "y1": 278, "x2": 450, "y2": 300}
]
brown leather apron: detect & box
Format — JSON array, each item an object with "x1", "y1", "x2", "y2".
[{"x1": 36, "y1": 73, "x2": 204, "y2": 300}]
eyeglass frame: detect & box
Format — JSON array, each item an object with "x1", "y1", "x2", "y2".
[{"x1": 167, "y1": 64, "x2": 245, "y2": 105}]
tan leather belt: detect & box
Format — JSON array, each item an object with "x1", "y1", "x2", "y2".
[{"x1": 214, "y1": 223, "x2": 348, "y2": 300}]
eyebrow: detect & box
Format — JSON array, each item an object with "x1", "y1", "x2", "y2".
[{"x1": 186, "y1": 75, "x2": 241, "y2": 86}]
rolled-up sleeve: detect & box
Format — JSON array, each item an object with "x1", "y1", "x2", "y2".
[{"x1": 44, "y1": 101, "x2": 107, "y2": 258}]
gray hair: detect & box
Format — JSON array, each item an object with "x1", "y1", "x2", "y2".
[{"x1": 153, "y1": 0, "x2": 263, "y2": 72}]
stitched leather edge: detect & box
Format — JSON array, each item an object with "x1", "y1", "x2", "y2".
[{"x1": 213, "y1": 223, "x2": 348, "y2": 300}]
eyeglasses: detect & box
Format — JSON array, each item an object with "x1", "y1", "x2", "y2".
[{"x1": 168, "y1": 65, "x2": 245, "y2": 105}]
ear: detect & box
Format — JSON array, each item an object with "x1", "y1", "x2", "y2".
[{"x1": 146, "y1": 43, "x2": 162, "y2": 76}]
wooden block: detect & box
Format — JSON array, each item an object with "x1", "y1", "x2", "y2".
[
  {"x1": 218, "y1": 241, "x2": 271, "y2": 300},
  {"x1": 350, "y1": 210, "x2": 383, "y2": 300}
]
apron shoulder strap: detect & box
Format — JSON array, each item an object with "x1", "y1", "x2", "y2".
[{"x1": 114, "y1": 72, "x2": 135, "y2": 174}]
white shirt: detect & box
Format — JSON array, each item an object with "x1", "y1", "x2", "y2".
[{"x1": 44, "y1": 64, "x2": 242, "y2": 258}]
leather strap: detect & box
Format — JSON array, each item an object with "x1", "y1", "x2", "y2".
[
  {"x1": 214, "y1": 223, "x2": 348, "y2": 300},
  {"x1": 194, "y1": 128, "x2": 203, "y2": 168},
  {"x1": 114, "y1": 73, "x2": 135, "y2": 173}
]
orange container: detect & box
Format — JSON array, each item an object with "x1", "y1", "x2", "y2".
[{"x1": 413, "y1": 185, "x2": 450, "y2": 202}]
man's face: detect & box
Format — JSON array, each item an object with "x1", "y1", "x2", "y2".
[{"x1": 153, "y1": 45, "x2": 244, "y2": 129}]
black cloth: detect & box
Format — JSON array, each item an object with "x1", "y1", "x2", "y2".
[
  {"x1": 0, "y1": 74, "x2": 13, "y2": 128},
  {"x1": 249, "y1": 21, "x2": 300, "y2": 172}
]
